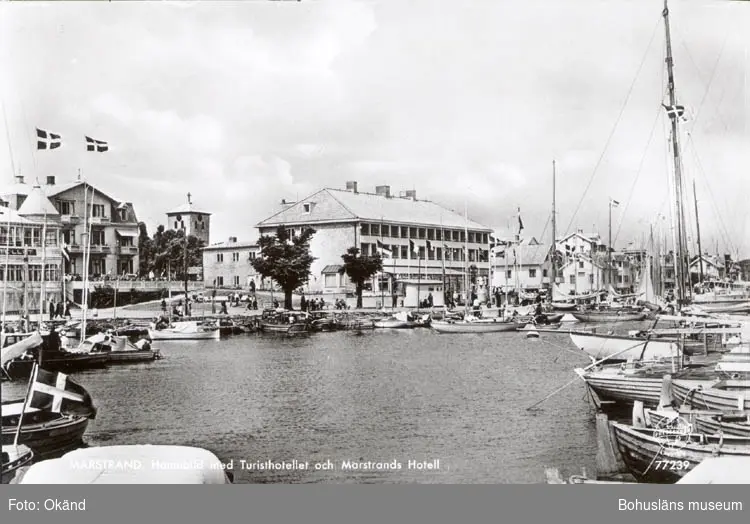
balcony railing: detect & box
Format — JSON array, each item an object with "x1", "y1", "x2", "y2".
[
  {"x1": 89, "y1": 216, "x2": 111, "y2": 224},
  {"x1": 116, "y1": 246, "x2": 139, "y2": 255},
  {"x1": 60, "y1": 214, "x2": 82, "y2": 224}
]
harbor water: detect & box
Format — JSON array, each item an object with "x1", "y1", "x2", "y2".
[{"x1": 2, "y1": 328, "x2": 602, "y2": 483}]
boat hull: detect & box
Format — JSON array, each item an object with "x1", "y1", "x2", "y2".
[
  {"x1": 260, "y1": 323, "x2": 310, "y2": 334},
  {"x1": 693, "y1": 415, "x2": 750, "y2": 437},
  {"x1": 1, "y1": 414, "x2": 89, "y2": 460},
  {"x1": 431, "y1": 320, "x2": 518, "y2": 333},
  {"x1": 148, "y1": 329, "x2": 220, "y2": 341},
  {"x1": 571, "y1": 312, "x2": 647, "y2": 322},
  {"x1": 3, "y1": 354, "x2": 109, "y2": 381},
  {"x1": 373, "y1": 320, "x2": 415, "y2": 329},
  {"x1": 672, "y1": 379, "x2": 750, "y2": 411},
  {"x1": 569, "y1": 331, "x2": 680, "y2": 361},
  {"x1": 612, "y1": 422, "x2": 750, "y2": 483},
  {"x1": 1, "y1": 445, "x2": 33, "y2": 484},
  {"x1": 576, "y1": 368, "x2": 665, "y2": 407},
  {"x1": 106, "y1": 350, "x2": 158, "y2": 363}
]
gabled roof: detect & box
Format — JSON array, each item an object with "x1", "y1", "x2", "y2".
[
  {"x1": 1, "y1": 180, "x2": 125, "y2": 206},
  {"x1": 202, "y1": 240, "x2": 257, "y2": 251},
  {"x1": 257, "y1": 188, "x2": 491, "y2": 231},
  {"x1": 167, "y1": 203, "x2": 211, "y2": 215},
  {"x1": 495, "y1": 243, "x2": 550, "y2": 266},
  {"x1": 557, "y1": 231, "x2": 599, "y2": 245},
  {"x1": 321, "y1": 264, "x2": 343, "y2": 274},
  {"x1": 17, "y1": 184, "x2": 60, "y2": 217}
]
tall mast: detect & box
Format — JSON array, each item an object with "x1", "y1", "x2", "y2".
[
  {"x1": 693, "y1": 180, "x2": 704, "y2": 283},
  {"x1": 663, "y1": 0, "x2": 691, "y2": 306},
  {"x1": 550, "y1": 160, "x2": 556, "y2": 298}
]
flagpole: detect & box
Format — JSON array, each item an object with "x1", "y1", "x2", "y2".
[
  {"x1": 417, "y1": 248, "x2": 421, "y2": 312},
  {"x1": 380, "y1": 217, "x2": 384, "y2": 309},
  {"x1": 39, "y1": 203, "x2": 47, "y2": 326},
  {"x1": 13, "y1": 362, "x2": 39, "y2": 446},
  {"x1": 440, "y1": 216, "x2": 446, "y2": 307}
]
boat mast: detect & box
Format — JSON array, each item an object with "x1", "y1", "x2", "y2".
[
  {"x1": 692, "y1": 180, "x2": 704, "y2": 283},
  {"x1": 550, "y1": 160, "x2": 556, "y2": 301},
  {"x1": 463, "y1": 200, "x2": 468, "y2": 315},
  {"x1": 663, "y1": 0, "x2": 691, "y2": 307},
  {"x1": 183, "y1": 193, "x2": 190, "y2": 315}
]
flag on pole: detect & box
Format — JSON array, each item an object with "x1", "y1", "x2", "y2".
[
  {"x1": 29, "y1": 367, "x2": 97, "y2": 419},
  {"x1": 409, "y1": 239, "x2": 416, "y2": 253},
  {"x1": 611, "y1": 199, "x2": 620, "y2": 208},
  {"x1": 517, "y1": 209, "x2": 524, "y2": 234},
  {"x1": 60, "y1": 242, "x2": 70, "y2": 261},
  {"x1": 36, "y1": 128, "x2": 61, "y2": 150},
  {"x1": 376, "y1": 240, "x2": 392, "y2": 258},
  {"x1": 85, "y1": 136, "x2": 109, "y2": 152},
  {"x1": 662, "y1": 104, "x2": 686, "y2": 120},
  {"x1": 426, "y1": 240, "x2": 433, "y2": 251}
]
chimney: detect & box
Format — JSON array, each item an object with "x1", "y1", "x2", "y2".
[
  {"x1": 345, "y1": 181, "x2": 358, "y2": 193},
  {"x1": 280, "y1": 199, "x2": 296, "y2": 210},
  {"x1": 229, "y1": 236, "x2": 237, "y2": 244},
  {"x1": 404, "y1": 189, "x2": 416, "y2": 200},
  {"x1": 375, "y1": 185, "x2": 391, "y2": 198},
  {"x1": 46, "y1": 176, "x2": 55, "y2": 185},
  {"x1": 14, "y1": 175, "x2": 24, "y2": 184}
]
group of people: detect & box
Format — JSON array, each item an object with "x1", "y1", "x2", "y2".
[
  {"x1": 47, "y1": 298, "x2": 72, "y2": 320},
  {"x1": 299, "y1": 295, "x2": 326, "y2": 312}
]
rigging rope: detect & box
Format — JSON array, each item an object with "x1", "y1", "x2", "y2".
[{"x1": 562, "y1": 17, "x2": 663, "y2": 238}]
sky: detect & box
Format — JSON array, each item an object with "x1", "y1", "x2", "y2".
[{"x1": 1, "y1": 0, "x2": 748, "y2": 258}]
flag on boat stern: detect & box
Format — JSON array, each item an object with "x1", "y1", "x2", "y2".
[
  {"x1": 36, "y1": 128, "x2": 61, "y2": 150},
  {"x1": 85, "y1": 136, "x2": 108, "y2": 152},
  {"x1": 376, "y1": 240, "x2": 392, "y2": 258},
  {"x1": 29, "y1": 367, "x2": 97, "y2": 419}
]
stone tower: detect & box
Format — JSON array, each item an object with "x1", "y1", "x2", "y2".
[{"x1": 165, "y1": 192, "x2": 211, "y2": 245}]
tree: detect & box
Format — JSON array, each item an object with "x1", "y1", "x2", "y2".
[
  {"x1": 137, "y1": 224, "x2": 204, "y2": 280},
  {"x1": 251, "y1": 226, "x2": 316, "y2": 310},
  {"x1": 340, "y1": 247, "x2": 383, "y2": 309}
]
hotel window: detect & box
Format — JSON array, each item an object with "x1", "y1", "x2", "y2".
[
  {"x1": 391, "y1": 245, "x2": 399, "y2": 258},
  {"x1": 468, "y1": 250, "x2": 475, "y2": 262},
  {"x1": 361, "y1": 243, "x2": 370, "y2": 256},
  {"x1": 0, "y1": 226, "x2": 7, "y2": 245},
  {"x1": 543, "y1": 269, "x2": 548, "y2": 277},
  {"x1": 216, "y1": 276, "x2": 224, "y2": 286},
  {"x1": 618, "y1": 275, "x2": 623, "y2": 284},
  {"x1": 418, "y1": 246, "x2": 425, "y2": 260},
  {"x1": 409, "y1": 227, "x2": 417, "y2": 238},
  {"x1": 443, "y1": 248, "x2": 450, "y2": 261},
  {"x1": 468, "y1": 232, "x2": 475, "y2": 243},
  {"x1": 529, "y1": 269, "x2": 537, "y2": 278},
  {"x1": 232, "y1": 252, "x2": 240, "y2": 262},
  {"x1": 361, "y1": 223, "x2": 370, "y2": 236},
  {"x1": 234, "y1": 276, "x2": 240, "y2": 286},
  {"x1": 624, "y1": 275, "x2": 629, "y2": 283},
  {"x1": 570, "y1": 275, "x2": 576, "y2": 284},
  {"x1": 119, "y1": 236, "x2": 134, "y2": 247},
  {"x1": 400, "y1": 246, "x2": 408, "y2": 259},
  {"x1": 427, "y1": 229, "x2": 435, "y2": 240},
  {"x1": 428, "y1": 247, "x2": 435, "y2": 260},
  {"x1": 92, "y1": 204, "x2": 106, "y2": 218},
  {"x1": 92, "y1": 229, "x2": 105, "y2": 245},
  {"x1": 507, "y1": 270, "x2": 512, "y2": 278},
  {"x1": 381, "y1": 225, "x2": 390, "y2": 237},
  {"x1": 400, "y1": 226, "x2": 408, "y2": 238},
  {"x1": 248, "y1": 252, "x2": 256, "y2": 260},
  {"x1": 435, "y1": 229, "x2": 442, "y2": 241},
  {"x1": 460, "y1": 231, "x2": 466, "y2": 243},
  {"x1": 590, "y1": 274, "x2": 595, "y2": 284},
  {"x1": 217, "y1": 253, "x2": 224, "y2": 263},
  {"x1": 436, "y1": 247, "x2": 442, "y2": 260},
  {"x1": 324, "y1": 273, "x2": 338, "y2": 288},
  {"x1": 303, "y1": 203, "x2": 311, "y2": 213},
  {"x1": 370, "y1": 224, "x2": 379, "y2": 236},
  {"x1": 578, "y1": 261, "x2": 584, "y2": 269},
  {"x1": 418, "y1": 228, "x2": 426, "y2": 239}
]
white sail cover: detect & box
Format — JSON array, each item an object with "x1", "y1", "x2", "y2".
[
  {"x1": 1, "y1": 332, "x2": 43, "y2": 366},
  {"x1": 636, "y1": 257, "x2": 665, "y2": 307}
]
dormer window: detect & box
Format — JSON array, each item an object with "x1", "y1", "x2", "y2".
[{"x1": 303, "y1": 202, "x2": 313, "y2": 213}]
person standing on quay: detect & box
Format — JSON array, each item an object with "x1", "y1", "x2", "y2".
[{"x1": 49, "y1": 298, "x2": 56, "y2": 321}]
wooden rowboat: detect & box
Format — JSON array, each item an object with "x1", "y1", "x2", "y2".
[
  {"x1": 1, "y1": 444, "x2": 33, "y2": 484},
  {"x1": 431, "y1": 319, "x2": 518, "y2": 334},
  {"x1": 571, "y1": 311, "x2": 647, "y2": 322},
  {"x1": 569, "y1": 330, "x2": 680, "y2": 361}
]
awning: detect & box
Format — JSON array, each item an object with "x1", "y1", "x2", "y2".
[{"x1": 116, "y1": 229, "x2": 138, "y2": 237}]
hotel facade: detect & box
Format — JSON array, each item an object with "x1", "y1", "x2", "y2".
[{"x1": 256, "y1": 182, "x2": 493, "y2": 301}]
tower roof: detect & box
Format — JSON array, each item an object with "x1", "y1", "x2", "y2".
[
  {"x1": 166, "y1": 202, "x2": 211, "y2": 216},
  {"x1": 17, "y1": 182, "x2": 60, "y2": 217}
]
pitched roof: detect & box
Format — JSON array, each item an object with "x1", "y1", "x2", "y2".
[
  {"x1": 17, "y1": 184, "x2": 60, "y2": 217},
  {"x1": 1, "y1": 179, "x2": 125, "y2": 205},
  {"x1": 167, "y1": 203, "x2": 211, "y2": 215},
  {"x1": 0, "y1": 205, "x2": 35, "y2": 224},
  {"x1": 496, "y1": 243, "x2": 550, "y2": 266},
  {"x1": 202, "y1": 240, "x2": 258, "y2": 251},
  {"x1": 258, "y1": 188, "x2": 491, "y2": 231},
  {"x1": 321, "y1": 264, "x2": 343, "y2": 274}
]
